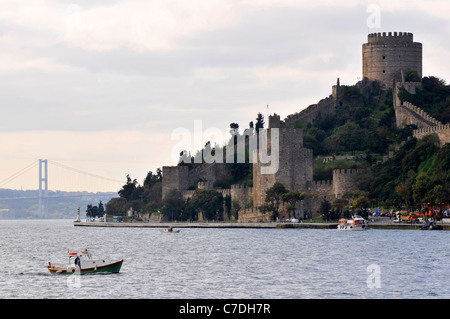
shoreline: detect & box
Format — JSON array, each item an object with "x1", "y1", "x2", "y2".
[{"x1": 73, "y1": 221, "x2": 450, "y2": 230}]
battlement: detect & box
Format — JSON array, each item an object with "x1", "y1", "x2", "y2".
[
  {"x1": 412, "y1": 124, "x2": 450, "y2": 147},
  {"x1": 365, "y1": 32, "x2": 416, "y2": 45},
  {"x1": 362, "y1": 32, "x2": 422, "y2": 87},
  {"x1": 401, "y1": 101, "x2": 442, "y2": 126},
  {"x1": 197, "y1": 181, "x2": 213, "y2": 189},
  {"x1": 333, "y1": 168, "x2": 367, "y2": 176},
  {"x1": 311, "y1": 180, "x2": 333, "y2": 186},
  {"x1": 414, "y1": 124, "x2": 450, "y2": 135},
  {"x1": 231, "y1": 184, "x2": 251, "y2": 190}
]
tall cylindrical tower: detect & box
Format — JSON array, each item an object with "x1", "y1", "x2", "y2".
[{"x1": 362, "y1": 32, "x2": 422, "y2": 87}]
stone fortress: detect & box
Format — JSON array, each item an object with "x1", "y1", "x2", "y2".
[{"x1": 162, "y1": 32, "x2": 449, "y2": 222}]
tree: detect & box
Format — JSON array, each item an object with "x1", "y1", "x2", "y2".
[
  {"x1": 255, "y1": 113, "x2": 264, "y2": 134},
  {"x1": 320, "y1": 199, "x2": 332, "y2": 221},
  {"x1": 282, "y1": 191, "x2": 304, "y2": 219},
  {"x1": 352, "y1": 195, "x2": 371, "y2": 218},
  {"x1": 105, "y1": 197, "x2": 127, "y2": 216},
  {"x1": 394, "y1": 183, "x2": 410, "y2": 208},
  {"x1": 118, "y1": 174, "x2": 139, "y2": 200},
  {"x1": 412, "y1": 172, "x2": 431, "y2": 207},
  {"x1": 98, "y1": 201, "x2": 105, "y2": 217},
  {"x1": 86, "y1": 201, "x2": 105, "y2": 220},
  {"x1": 265, "y1": 182, "x2": 287, "y2": 221},
  {"x1": 86, "y1": 204, "x2": 97, "y2": 220},
  {"x1": 189, "y1": 189, "x2": 224, "y2": 221},
  {"x1": 160, "y1": 189, "x2": 185, "y2": 221},
  {"x1": 231, "y1": 199, "x2": 241, "y2": 221}
]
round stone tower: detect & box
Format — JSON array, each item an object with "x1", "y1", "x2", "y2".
[{"x1": 362, "y1": 32, "x2": 422, "y2": 88}]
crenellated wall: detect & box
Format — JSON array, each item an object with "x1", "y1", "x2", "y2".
[
  {"x1": 162, "y1": 163, "x2": 230, "y2": 198},
  {"x1": 332, "y1": 169, "x2": 368, "y2": 198},
  {"x1": 413, "y1": 124, "x2": 450, "y2": 146}
]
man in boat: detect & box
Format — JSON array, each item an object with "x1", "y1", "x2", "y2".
[
  {"x1": 74, "y1": 255, "x2": 81, "y2": 269},
  {"x1": 167, "y1": 226, "x2": 173, "y2": 232}
]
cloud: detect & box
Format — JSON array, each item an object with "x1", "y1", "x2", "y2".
[
  {"x1": 62, "y1": 0, "x2": 249, "y2": 53},
  {"x1": 0, "y1": 0, "x2": 448, "y2": 191}
]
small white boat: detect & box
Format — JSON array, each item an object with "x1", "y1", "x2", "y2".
[
  {"x1": 161, "y1": 228, "x2": 180, "y2": 233},
  {"x1": 47, "y1": 248, "x2": 123, "y2": 274},
  {"x1": 337, "y1": 216, "x2": 367, "y2": 231}
]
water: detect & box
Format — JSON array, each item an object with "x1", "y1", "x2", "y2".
[{"x1": 0, "y1": 220, "x2": 448, "y2": 299}]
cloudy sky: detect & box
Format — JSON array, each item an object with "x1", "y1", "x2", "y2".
[{"x1": 0, "y1": 0, "x2": 449, "y2": 192}]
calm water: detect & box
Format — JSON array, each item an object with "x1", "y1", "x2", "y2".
[{"x1": 0, "y1": 220, "x2": 448, "y2": 299}]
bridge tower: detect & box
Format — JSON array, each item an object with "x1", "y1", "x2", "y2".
[{"x1": 38, "y1": 159, "x2": 48, "y2": 218}]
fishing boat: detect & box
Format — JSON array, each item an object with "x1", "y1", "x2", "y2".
[
  {"x1": 47, "y1": 248, "x2": 123, "y2": 275},
  {"x1": 337, "y1": 216, "x2": 367, "y2": 231},
  {"x1": 161, "y1": 227, "x2": 180, "y2": 233},
  {"x1": 161, "y1": 226, "x2": 180, "y2": 233}
]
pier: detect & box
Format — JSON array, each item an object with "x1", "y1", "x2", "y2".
[{"x1": 73, "y1": 221, "x2": 450, "y2": 230}]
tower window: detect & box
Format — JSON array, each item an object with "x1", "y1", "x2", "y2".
[
  {"x1": 383, "y1": 55, "x2": 386, "y2": 59},
  {"x1": 383, "y1": 70, "x2": 385, "y2": 73}
]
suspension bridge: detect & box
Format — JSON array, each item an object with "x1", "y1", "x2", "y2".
[{"x1": 0, "y1": 159, "x2": 126, "y2": 219}]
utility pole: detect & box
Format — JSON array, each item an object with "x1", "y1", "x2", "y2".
[{"x1": 38, "y1": 159, "x2": 48, "y2": 218}]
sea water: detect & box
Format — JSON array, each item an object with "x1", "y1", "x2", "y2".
[{"x1": 0, "y1": 219, "x2": 448, "y2": 299}]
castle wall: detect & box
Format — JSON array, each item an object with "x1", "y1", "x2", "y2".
[
  {"x1": 363, "y1": 32, "x2": 422, "y2": 88},
  {"x1": 332, "y1": 169, "x2": 367, "y2": 198},
  {"x1": 413, "y1": 125, "x2": 450, "y2": 146},
  {"x1": 162, "y1": 166, "x2": 189, "y2": 198},
  {"x1": 284, "y1": 95, "x2": 336, "y2": 128},
  {"x1": 237, "y1": 207, "x2": 271, "y2": 223},
  {"x1": 230, "y1": 184, "x2": 253, "y2": 209},
  {"x1": 395, "y1": 101, "x2": 442, "y2": 129},
  {"x1": 252, "y1": 118, "x2": 313, "y2": 207},
  {"x1": 162, "y1": 163, "x2": 230, "y2": 198}
]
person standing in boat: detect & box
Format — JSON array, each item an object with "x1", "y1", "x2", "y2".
[{"x1": 75, "y1": 255, "x2": 81, "y2": 269}]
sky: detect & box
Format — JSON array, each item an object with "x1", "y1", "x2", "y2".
[{"x1": 0, "y1": 0, "x2": 449, "y2": 192}]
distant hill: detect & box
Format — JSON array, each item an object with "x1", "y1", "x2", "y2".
[{"x1": 0, "y1": 188, "x2": 117, "y2": 219}]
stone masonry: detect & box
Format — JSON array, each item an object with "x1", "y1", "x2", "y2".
[
  {"x1": 161, "y1": 32, "x2": 447, "y2": 222},
  {"x1": 362, "y1": 32, "x2": 422, "y2": 88}
]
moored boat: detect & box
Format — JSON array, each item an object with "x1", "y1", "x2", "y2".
[
  {"x1": 47, "y1": 248, "x2": 123, "y2": 275},
  {"x1": 337, "y1": 216, "x2": 367, "y2": 231}
]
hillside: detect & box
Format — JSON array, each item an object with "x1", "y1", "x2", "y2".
[
  {"x1": 106, "y1": 75, "x2": 449, "y2": 218},
  {"x1": 299, "y1": 75, "x2": 449, "y2": 208},
  {"x1": 0, "y1": 189, "x2": 116, "y2": 219}
]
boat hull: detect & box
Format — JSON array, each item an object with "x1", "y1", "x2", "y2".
[
  {"x1": 47, "y1": 259, "x2": 123, "y2": 275},
  {"x1": 337, "y1": 225, "x2": 366, "y2": 230}
]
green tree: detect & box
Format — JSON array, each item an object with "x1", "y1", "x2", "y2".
[
  {"x1": 98, "y1": 201, "x2": 105, "y2": 217},
  {"x1": 265, "y1": 182, "x2": 287, "y2": 221},
  {"x1": 189, "y1": 189, "x2": 224, "y2": 221},
  {"x1": 282, "y1": 191, "x2": 304, "y2": 219},
  {"x1": 320, "y1": 199, "x2": 332, "y2": 221},
  {"x1": 255, "y1": 113, "x2": 264, "y2": 134},
  {"x1": 160, "y1": 189, "x2": 185, "y2": 221},
  {"x1": 118, "y1": 174, "x2": 139, "y2": 200},
  {"x1": 352, "y1": 195, "x2": 371, "y2": 218},
  {"x1": 105, "y1": 197, "x2": 127, "y2": 216}
]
